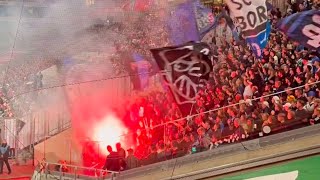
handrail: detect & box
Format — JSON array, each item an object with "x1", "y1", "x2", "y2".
[
  {"x1": 45, "y1": 161, "x2": 120, "y2": 174},
  {"x1": 31, "y1": 116, "x2": 71, "y2": 145},
  {"x1": 48, "y1": 119, "x2": 71, "y2": 135},
  {"x1": 2, "y1": 119, "x2": 28, "y2": 149},
  {"x1": 0, "y1": 115, "x2": 72, "y2": 163}
]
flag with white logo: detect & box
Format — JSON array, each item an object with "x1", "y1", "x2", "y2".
[
  {"x1": 150, "y1": 42, "x2": 213, "y2": 116},
  {"x1": 277, "y1": 10, "x2": 320, "y2": 51},
  {"x1": 225, "y1": 0, "x2": 271, "y2": 57}
]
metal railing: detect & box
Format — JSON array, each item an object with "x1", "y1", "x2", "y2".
[
  {"x1": 0, "y1": 114, "x2": 72, "y2": 166},
  {"x1": 40, "y1": 162, "x2": 120, "y2": 180},
  {"x1": 33, "y1": 118, "x2": 72, "y2": 144},
  {"x1": 29, "y1": 125, "x2": 320, "y2": 180},
  {"x1": 116, "y1": 124, "x2": 320, "y2": 180}
]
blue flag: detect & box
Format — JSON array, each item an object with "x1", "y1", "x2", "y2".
[
  {"x1": 167, "y1": 0, "x2": 200, "y2": 45},
  {"x1": 246, "y1": 21, "x2": 271, "y2": 57},
  {"x1": 277, "y1": 10, "x2": 320, "y2": 51},
  {"x1": 266, "y1": 2, "x2": 273, "y2": 11},
  {"x1": 194, "y1": 0, "x2": 220, "y2": 39}
]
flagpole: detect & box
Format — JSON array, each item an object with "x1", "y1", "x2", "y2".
[
  {"x1": 192, "y1": 0, "x2": 201, "y2": 41},
  {"x1": 186, "y1": 0, "x2": 202, "y2": 120},
  {"x1": 163, "y1": 117, "x2": 167, "y2": 148}
]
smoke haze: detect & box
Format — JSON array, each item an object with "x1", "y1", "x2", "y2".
[{"x1": 0, "y1": 0, "x2": 179, "y2": 164}]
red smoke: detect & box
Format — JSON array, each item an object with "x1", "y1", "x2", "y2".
[
  {"x1": 68, "y1": 82, "x2": 132, "y2": 167},
  {"x1": 92, "y1": 113, "x2": 128, "y2": 155},
  {"x1": 122, "y1": 0, "x2": 154, "y2": 12}
]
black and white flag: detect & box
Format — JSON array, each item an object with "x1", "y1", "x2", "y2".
[{"x1": 151, "y1": 42, "x2": 213, "y2": 116}]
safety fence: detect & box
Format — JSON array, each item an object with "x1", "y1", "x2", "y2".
[
  {"x1": 32, "y1": 161, "x2": 119, "y2": 180},
  {"x1": 31, "y1": 124, "x2": 320, "y2": 180}
]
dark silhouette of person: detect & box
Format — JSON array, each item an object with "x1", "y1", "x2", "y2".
[
  {"x1": 116, "y1": 143, "x2": 126, "y2": 159},
  {"x1": 0, "y1": 140, "x2": 11, "y2": 174},
  {"x1": 126, "y1": 148, "x2": 139, "y2": 170},
  {"x1": 102, "y1": 145, "x2": 120, "y2": 172},
  {"x1": 116, "y1": 143, "x2": 126, "y2": 170}
]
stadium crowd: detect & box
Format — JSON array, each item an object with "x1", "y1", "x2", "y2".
[
  {"x1": 107, "y1": 7, "x2": 171, "y2": 75},
  {"x1": 0, "y1": 89, "x2": 13, "y2": 118},
  {"x1": 2, "y1": 58, "x2": 52, "y2": 117},
  {"x1": 100, "y1": 0, "x2": 320, "y2": 172}
]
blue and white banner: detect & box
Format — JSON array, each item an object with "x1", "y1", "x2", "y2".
[
  {"x1": 247, "y1": 21, "x2": 271, "y2": 57},
  {"x1": 277, "y1": 10, "x2": 320, "y2": 51},
  {"x1": 225, "y1": 0, "x2": 270, "y2": 57}
]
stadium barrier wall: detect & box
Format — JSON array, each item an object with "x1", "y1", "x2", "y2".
[{"x1": 33, "y1": 127, "x2": 83, "y2": 166}]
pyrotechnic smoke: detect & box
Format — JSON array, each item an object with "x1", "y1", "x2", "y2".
[
  {"x1": 92, "y1": 113, "x2": 128, "y2": 155},
  {"x1": 4, "y1": 0, "x2": 127, "y2": 110},
  {"x1": 70, "y1": 83, "x2": 130, "y2": 156},
  {"x1": 1, "y1": 0, "x2": 178, "y2": 165}
]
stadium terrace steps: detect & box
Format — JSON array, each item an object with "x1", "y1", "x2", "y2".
[{"x1": 33, "y1": 127, "x2": 83, "y2": 166}]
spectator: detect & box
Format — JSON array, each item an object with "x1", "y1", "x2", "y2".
[
  {"x1": 32, "y1": 158, "x2": 46, "y2": 180},
  {"x1": 156, "y1": 142, "x2": 166, "y2": 161},
  {"x1": 145, "y1": 145, "x2": 158, "y2": 165},
  {"x1": 102, "y1": 145, "x2": 120, "y2": 172},
  {"x1": 55, "y1": 160, "x2": 68, "y2": 172},
  {"x1": 116, "y1": 143, "x2": 126, "y2": 170},
  {"x1": 295, "y1": 100, "x2": 312, "y2": 123},
  {"x1": 0, "y1": 140, "x2": 11, "y2": 174},
  {"x1": 197, "y1": 127, "x2": 211, "y2": 151},
  {"x1": 125, "y1": 148, "x2": 139, "y2": 170},
  {"x1": 96, "y1": 2, "x2": 320, "y2": 171},
  {"x1": 305, "y1": 91, "x2": 317, "y2": 112},
  {"x1": 261, "y1": 101, "x2": 271, "y2": 114},
  {"x1": 116, "y1": 143, "x2": 126, "y2": 159}
]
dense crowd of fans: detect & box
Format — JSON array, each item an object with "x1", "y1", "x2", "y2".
[
  {"x1": 0, "y1": 89, "x2": 13, "y2": 118},
  {"x1": 4, "y1": 58, "x2": 52, "y2": 96},
  {"x1": 2, "y1": 58, "x2": 52, "y2": 117},
  {"x1": 97, "y1": 0, "x2": 320, "y2": 172},
  {"x1": 107, "y1": 6, "x2": 172, "y2": 75}
]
